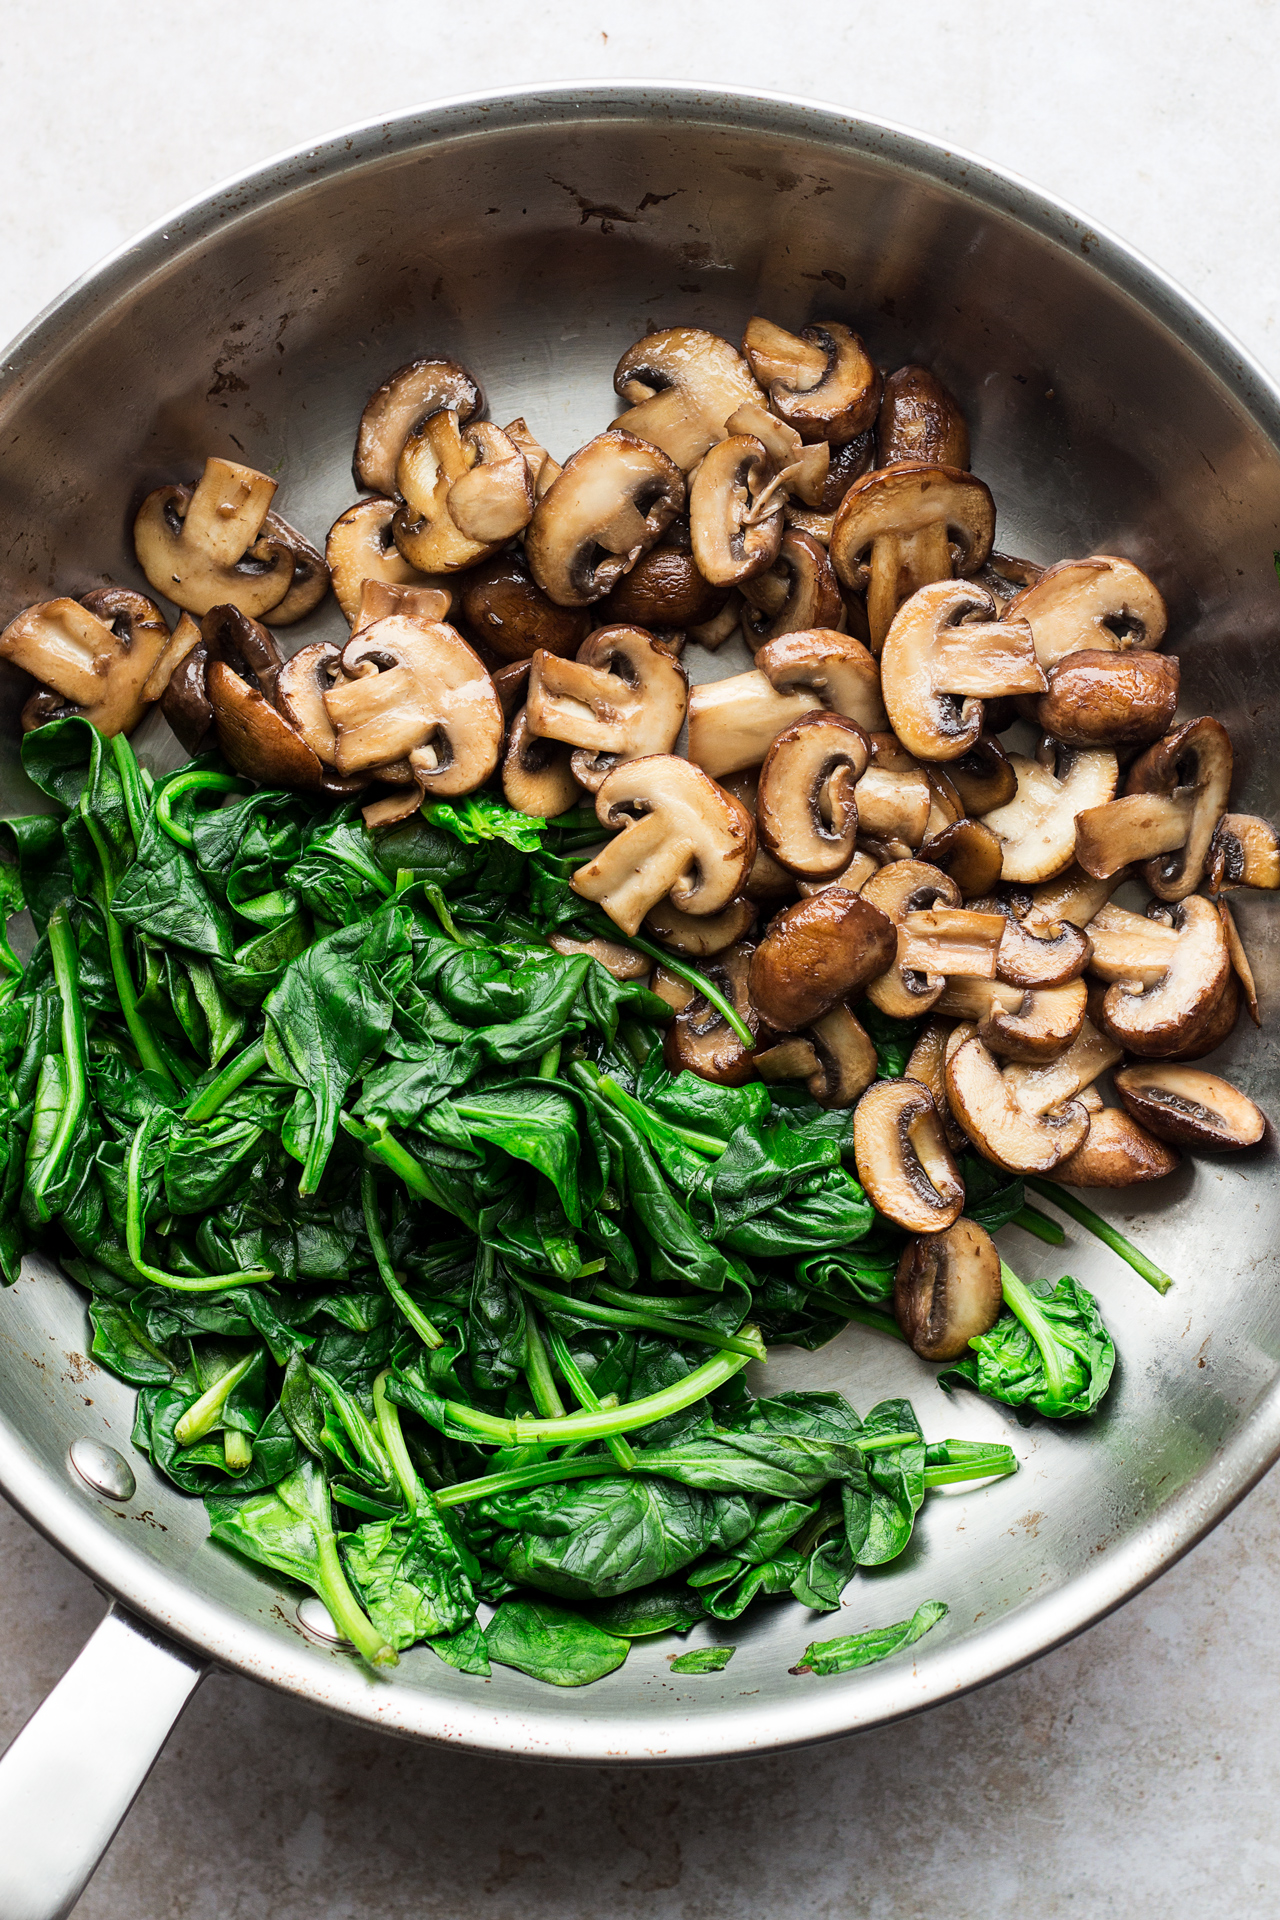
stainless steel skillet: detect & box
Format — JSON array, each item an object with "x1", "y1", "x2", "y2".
[{"x1": 0, "y1": 81, "x2": 1277, "y2": 1920}]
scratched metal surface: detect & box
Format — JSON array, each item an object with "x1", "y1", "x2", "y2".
[{"x1": 0, "y1": 85, "x2": 1277, "y2": 1761}]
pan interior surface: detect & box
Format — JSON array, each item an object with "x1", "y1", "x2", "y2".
[{"x1": 0, "y1": 86, "x2": 1276, "y2": 1761}]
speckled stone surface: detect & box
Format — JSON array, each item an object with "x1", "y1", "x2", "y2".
[{"x1": 2, "y1": 4, "x2": 1279, "y2": 1913}]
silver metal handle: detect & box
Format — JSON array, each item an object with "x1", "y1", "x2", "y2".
[{"x1": 0, "y1": 1605, "x2": 206, "y2": 1920}]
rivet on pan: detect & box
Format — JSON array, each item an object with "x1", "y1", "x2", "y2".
[
  {"x1": 68, "y1": 1437, "x2": 136, "y2": 1502},
  {"x1": 297, "y1": 1596, "x2": 349, "y2": 1645}
]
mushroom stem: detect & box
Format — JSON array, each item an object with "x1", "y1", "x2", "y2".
[
  {"x1": 1074, "y1": 791, "x2": 1193, "y2": 879},
  {"x1": 1025, "y1": 1178, "x2": 1173, "y2": 1293},
  {"x1": 867, "y1": 524, "x2": 952, "y2": 650}
]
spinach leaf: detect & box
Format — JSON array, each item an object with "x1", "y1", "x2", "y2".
[
  {"x1": 793, "y1": 1598, "x2": 948, "y2": 1675},
  {"x1": 484, "y1": 1598, "x2": 630, "y2": 1686},
  {"x1": 341, "y1": 1505, "x2": 477, "y2": 1647},
  {"x1": 940, "y1": 1270, "x2": 1115, "y2": 1419},
  {"x1": 669, "y1": 1644, "x2": 735, "y2": 1673}
]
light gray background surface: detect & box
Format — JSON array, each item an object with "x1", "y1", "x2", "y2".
[{"x1": 2, "y1": 2, "x2": 1279, "y2": 1913}]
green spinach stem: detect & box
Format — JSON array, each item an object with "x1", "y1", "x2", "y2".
[
  {"x1": 174, "y1": 1349, "x2": 257, "y2": 1445},
  {"x1": 544, "y1": 1321, "x2": 637, "y2": 1470},
  {"x1": 373, "y1": 1370, "x2": 422, "y2": 1511},
  {"x1": 31, "y1": 905, "x2": 89, "y2": 1222},
  {"x1": 360, "y1": 1167, "x2": 444, "y2": 1348},
  {"x1": 109, "y1": 734, "x2": 149, "y2": 848},
  {"x1": 582, "y1": 912, "x2": 755, "y2": 1048},
  {"x1": 999, "y1": 1260, "x2": 1070, "y2": 1412},
  {"x1": 343, "y1": 1114, "x2": 478, "y2": 1231},
  {"x1": 514, "y1": 1276, "x2": 766, "y2": 1359},
  {"x1": 536, "y1": 1041, "x2": 562, "y2": 1080},
  {"x1": 437, "y1": 1342, "x2": 755, "y2": 1447},
  {"x1": 155, "y1": 771, "x2": 248, "y2": 848},
  {"x1": 183, "y1": 1037, "x2": 269, "y2": 1123},
  {"x1": 126, "y1": 1113, "x2": 273, "y2": 1289},
  {"x1": 1026, "y1": 1179, "x2": 1173, "y2": 1293},
  {"x1": 1012, "y1": 1203, "x2": 1066, "y2": 1246},
  {"x1": 78, "y1": 801, "x2": 178, "y2": 1091},
  {"x1": 523, "y1": 1307, "x2": 568, "y2": 1420}
]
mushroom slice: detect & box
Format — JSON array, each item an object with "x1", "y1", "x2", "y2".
[
  {"x1": 1027, "y1": 862, "x2": 1122, "y2": 930},
  {"x1": 976, "y1": 552, "x2": 1044, "y2": 610},
  {"x1": 754, "y1": 1037, "x2": 822, "y2": 1084},
  {"x1": 324, "y1": 616, "x2": 503, "y2": 799},
  {"x1": 525, "y1": 626, "x2": 688, "y2": 791},
  {"x1": 686, "y1": 672, "x2": 829, "y2": 781},
  {"x1": 502, "y1": 416, "x2": 562, "y2": 501},
  {"x1": 525, "y1": 429, "x2": 685, "y2": 608},
  {"x1": 492, "y1": 660, "x2": 530, "y2": 720},
  {"x1": 1, "y1": 589, "x2": 171, "y2": 736},
  {"x1": 905, "y1": 1017, "x2": 967, "y2": 1152},
  {"x1": 1165, "y1": 973, "x2": 1240, "y2": 1060},
  {"x1": 898, "y1": 908, "x2": 1007, "y2": 980},
  {"x1": 853, "y1": 1080, "x2": 965, "y2": 1233},
  {"x1": 748, "y1": 888, "x2": 896, "y2": 1030},
  {"x1": 1035, "y1": 648, "x2": 1179, "y2": 749},
  {"x1": 689, "y1": 434, "x2": 785, "y2": 588},
  {"x1": 946, "y1": 735, "x2": 1017, "y2": 816},
  {"x1": 757, "y1": 628, "x2": 889, "y2": 732},
  {"x1": 1208, "y1": 813, "x2": 1280, "y2": 893},
  {"x1": 662, "y1": 943, "x2": 760, "y2": 1086},
  {"x1": 133, "y1": 457, "x2": 295, "y2": 619},
  {"x1": 1112, "y1": 1063, "x2": 1266, "y2": 1151},
  {"x1": 757, "y1": 712, "x2": 871, "y2": 878},
  {"x1": 644, "y1": 895, "x2": 757, "y2": 958},
  {"x1": 936, "y1": 975, "x2": 1088, "y2": 1063},
  {"x1": 275, "y1": 642, "x2": 346, "y2": 768},
  {"x1": 1124, "y1": 716, "x2": 1234, "y2": 902},
  {"x1": 719, "y1": 768, "x2": 801, "y2": 907},
  {"x1": 1007, "y1": 555, "x2": 1167, "y2": 671},
  {"x1": 325, "y1": 498, "x2": 450, "y2": 627},
  {"x1": 612, "y1": 328, "x2": 764, "y2": 471},
  {"x1": 739, "y1": 529, "x2": 844, "y2": 642},
  {"x1": 687, "y1": 589, "x2": 745, "y2": 652},
  {"x1": 571, "y1": 756, "x2": 755, "y2": 936},
  {"x1": 918, "y1": 818, "x2": 1004, "y2": 898},
  {"x1": 141, "y1": 611, "x2": 203, "y2": 706},
  {"x1": 459, "y1": 549, "x2": 590, "y2": 663},
  {"x1": 1096, "y1": 895, "x2": 1229, "y2": 1057},
  {"x1": 1084, "y1": 902, "x2": 1180, "y2": 988},
  {"x1": 742, "y1": 318, "x2": 881, "y2": 444},
  {"x1": 207, "y1": 658, "x2": 325, "y2": 791},
  {"x1": 967, "y1": 892, "x2": 1092, "y2": 988},
  {"x1": 798, "y1": 847, "x2": 882, "y2": 900},
  {"x1": 983, "y1": 741, "x2": 1118, "y2": 885},
  {"x1": 548, "y1": 933, "x2": 650, "y2": 981},
  {"x1": 894, "y1": 1217, "x2": 1002, "y2": 1360},
  {"x1": 860, "y1": 859, "x2": 961, "y2": 1019},
  {"x1": 353, "y1": 358, "x2": 483, "y2": 496},
  {"x1": 829, "y1": 462, "x2": 996, "y2": 652},
  {"x1": 876, "y1": 366, "x2": 970, "y2": 470},
  {"x1": 1219, "y1": 900, "x2": 1260, "y2": 1025},
  {"x1": 880, "y1": 578, "x2": 1045, "y2": 761},
  {"x1": 393, "y1": 412, "x2": 533, "y2": 573},
  {"x1": 502, "y1": 709, "x2": 582, "y2": 820},
  {"x1": 258, "y1": 514, "x2": 331, "y2": 626},
  {"x1": 854, "y1": 766, "x2": 934, "y2": 851},
  {"x1": 805, "y1": 1003, "x2": 880, "y2": 1109},
  {"x1": 999, "y1": 1018, "x2": 1122, "y2": 1118},
  {"x1": 1047, "y1": 1109, "x2": 1180, "y2": 1187},
  {"x1": 945, "y1": 1034, "x2": 1090, "y2": 1174}
]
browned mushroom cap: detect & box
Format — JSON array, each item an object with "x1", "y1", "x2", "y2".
[
  {"x1": 853, "y1": 1079, "x2": 965, "y2": 1232},
  {"x1": 880, "y1": 578, "x2": 1044, "y2": 762},
  {"x1": 353, "y1": 358, "x2": 483, "y2": 496},
  {"x1": 967, "y1": 892, "x2": 1092, "y2": 988},
  {"x1": 275, "y1": 642, "x2": 346, "y2": 768},
  {"x1": 1035, "y1": 648, "x2": 1179, "y2": 749},
  {"x1": 719, "y1": 768, "x2": 801, "y2": 907},
  {"x1": 201, "y1": 602, "x2": 284, "y2": 693},
  {"x1": 1007, "y1": 555, "x2": 1167, "y2": 672},
  {"x1": 600, "y1": 516, "x2": 727, "y2": 631},
  {"x1": 207, "y1": 658, "x2": 324, "y2": 789},
  {"x1": 392, "y1": 412, "x2": 533, "y2": 574},
  {"x1": 141, "y1": 610, "x2": 203, "y2": 706},
  {"x1": 548, "y1": 932, "x2": 650, "y2": 980},
  {"x1": 1129, "y1": 717, "x2": 1234, "y2": 902},
  {"x1": 757, "y1": 628, "x2": 887, "y2": 726},
  {"x1": 1218, "y1": 899, "x2": 1260, "y2": 1027},
  {"x1": 134, "y1": 458, "x2": 295, "y2": 619},
  {"x1": 945, "y1": 735, "x2": 1018, "y2": 816},
  {"x1": 458, "y1": 549, "x2": 591, "y2": 663},
  {"x1": 894, "y1": 1217, "x2": 1002, "y2": 1359},
  {"x1": 983, "y1": 740, "x2": 1118, "y2": 884},
  {"x1": 525, "y1": 626, "x2": 687, "y2": 791},
  {"x1": 829, "y1": 462, "x2": 996, "y2": 652},
  {"x1": 935, "y1": 974, "x2": 1088, "y2": 1063},
  {"x1": 876, "y1": 366, "x2": 970, "y2": 470},
  {"x1": 0, "y1": 589, "x2": 172, "y2": 736},
  {"x1": 1093, "y1": 895, "x2": 1229, "y2": 1057},
  {"x1": 756, "y1": 712, "x2": 871, "y2": 878},
  {"x1": 740, "y1": 317, "x2": 880, "y2": 444},
  {"x1": 946, "y1": 1033, "x2": 1091, "y2": 1173},
  {"x1": 1208, "y1": 813, "x2": 1280, "y2": 892},
  {"x1": 159, "y1": 629, "x2": 214, "y2": 754},
  {"x1": 323, "y1": 616, "x2": 503, "y2": 799},
  {"x1": 738, "y1": 528, "x2": 843, "y2": 644},
  {"x1": 796, "y1": 1004, "x2": 879, "y2": 1109},
  {"x1": 572, "y1": 755, "x2": 755, "y2": 936},
  {"x1": 904, "y1": 1017, "x2": 966, "y2": 1152},
  {"x1": 613, "y1": 328, "x2": 764, "y2": 470},
  {"x1": 644, "y1": 895, "x2": 757, "y2": 957},
  {"x1": 663, "y1": 943, "x2": 760, "y2": 1086},
  {"x1": 860, "y1": 859, "x2": 961, "y2": 1019},
  {"x1": 325, "y1": 498, "x2": 451, "y2": 627},
  {"x1": 491, "y1": 659, "x2": 530, "y2": 720},
  {"x1": 918, "y1": 818, "x2": 1004, "y2": 898},
  {"x1": 1047, "y1": 1107, "x2": 1180, "y2": 1186},
  {"x1": 975, "y1": 552, "x2": 1044, "y2": 611},
  {"x1": 502, "y1": 708, "x2": 582, "y2": 819},
  {"x1": 257, "y1": 513, "x2": 331, "y2": 626},
  {"x1": 688, "y1": 433, "x2": 785, "y2": 588},
  {"x1": 1113, "y1": 1063, "x2": 1265, "y2": 1150},
  {"x1": 525, "y1": 429, "x2": 685, "y2": 608},
  {"x1": 1164, "y1": 972, "x2": 1240, "y2": 1059},
  {"x1": 502, "y1": 417, "x2": 562, "y2": 501},
  {"x1": 748, "y1": 888, "x2": 896, "y2": 1030}
]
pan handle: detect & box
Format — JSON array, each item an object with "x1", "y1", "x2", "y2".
[{"x1": 0, "y1": 1603, "x2": 207, "y2": 1920}]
